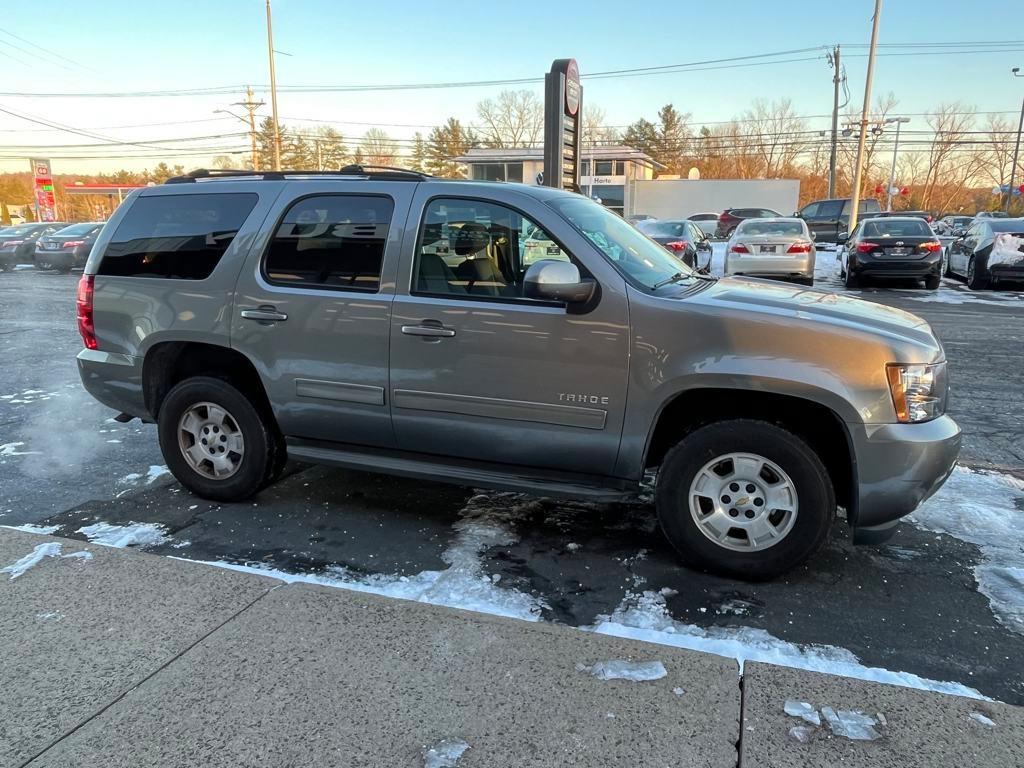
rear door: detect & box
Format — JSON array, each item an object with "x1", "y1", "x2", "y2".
[
  {"x1": 388, "y1": 187, "x2": 630, "y2": 476},
  {"x1": 231, "y1": 181, "x2": 416, "y2": 448}
]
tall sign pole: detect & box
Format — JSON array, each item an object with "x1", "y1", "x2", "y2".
[
  {"x1": 543, "y1": 59, "x2": 582, "y2": 192},
  {"x1": 30, "y1": 159, "x2": 57, "y2": 222}
]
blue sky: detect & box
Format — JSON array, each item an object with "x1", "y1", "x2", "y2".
[{"x1": 1, "y1": 0, "x2": 1022, "y2": 172}]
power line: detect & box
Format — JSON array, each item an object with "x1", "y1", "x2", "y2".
[{"x1": 0, "y1": 27, "x2": 96, "y2": 72}]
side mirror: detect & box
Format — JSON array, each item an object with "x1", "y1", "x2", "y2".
[
  {"x1": 523, "y1": 260, "x2": 595, "y2": 304},
  {"x1": 810, "y1": 232, "x2": 817, "y2": 241},
  {"x1": 836, "y1": 232, "x2": 849, "y2": 244},
  {"x1": 952, "y1": 228, "x2": 965, "y2": 238}
]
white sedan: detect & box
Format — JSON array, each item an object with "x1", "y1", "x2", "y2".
[
  {"x1": 686, "y1": 212, "x2": 720, "y2": 237},
  {"x1": 724, "y1": 218, "x2": 817, "y2": 286}
]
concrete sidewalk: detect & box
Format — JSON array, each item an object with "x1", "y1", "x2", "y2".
[{"x1": 1, "y1": 528, "x2": 1021, "y2": 768}]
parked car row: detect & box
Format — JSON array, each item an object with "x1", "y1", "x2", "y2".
[{"x1": 0, "y1": 221, "x2": 105, "y2": 272}]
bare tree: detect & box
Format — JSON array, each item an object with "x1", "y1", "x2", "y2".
[
  {"x1": 920, "y1": 103, "x2": 985, "y2": 213},
  {"x1": 980, "y1": 114, "x2": 1017, "y2": 188},
  {"x1": 359, "y1": 128, "x2": 399, "y2": 166},
  {"x1": 740, "y1": 99, "x2": 807, "y2": 178},
  {"x1": 475, "y1": 90, "x2": 543, "y2": 148}
]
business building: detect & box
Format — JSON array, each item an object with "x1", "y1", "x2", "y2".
[{"x1": 454, "y1": 146, "x2": 664, "y2": 216}]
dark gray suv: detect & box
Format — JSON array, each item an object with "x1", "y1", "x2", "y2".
[{"x1": 76, "y1": 168, "x2": 961, "y2": 578}]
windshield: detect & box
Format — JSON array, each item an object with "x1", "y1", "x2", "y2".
[
  {"x1": 640, "y1": 221, "x2": 688, "y2": 237},
  {"x1": 736, "y1": 220, "x2": 805, "y2": 237},
  {"x1": 548, "y1": 196, "x2": 696, "y2": 289},
  {"x1": 2, "y1": 224, "x2": 40, "y2": 236}
]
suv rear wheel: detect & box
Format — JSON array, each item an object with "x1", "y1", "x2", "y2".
[
  {"x1": 158, "y1": 376, "x2": 276, "y2": 501},
  {"x1": 655, "y1": 419, "x2": 834, "y2": 579}
]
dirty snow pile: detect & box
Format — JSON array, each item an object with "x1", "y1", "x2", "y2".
[
  {"x1": 77, "y1": 522, "x2": 170, "y2": 549},
  {"x1": 589, "y1": 588, "x2": 987, "y2": 699},
  {"x1": 192, "y1": 492, "x2": 548, "y2": 621},
  {"x1": 989, "y1": 234, "x2": 1024, "y2": 268},
  {"x1": 910, "y1": 467, "x2": 1024, "y2": 635},
  {"x1": 576, "y1": 659, "x2": 667, "y2": 681},
  {"x1": 1, "y1": 542, "x2": 93, "y2": 580}
]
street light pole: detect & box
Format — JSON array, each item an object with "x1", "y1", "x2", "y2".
[
  {"x1": 265, "y1": 0, "x2": 281, "y2": 171},
  {"x1": 849, "y1": 0, "x2": 883, "y2": 234},
  {"x1": 828, "y1": 45, "x2": 841, "y2": 198},
  {"x1": 884, "y1": 116, "x2": 910, "y2": 211},
  {"x1": 1006, "y1": 67, "x2": 1023, "y2": 214}
]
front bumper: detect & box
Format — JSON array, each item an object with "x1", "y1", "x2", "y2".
[
  {"x1": 850, "y1": 252, "x2": 941, "y2": 279},
  {"x1": 77, "y1": 348, "x2": 150, "y2": 420},
  {"x1": 849, "y1": 415, "x2": 961, "y2": 530},
  {"x1": 725, "y1": 253, "x2": 814, "y2": 279}
]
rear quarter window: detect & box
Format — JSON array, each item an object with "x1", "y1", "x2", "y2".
[{"x1": 98, "y1": 193, "x2": 258, "y2": 279}]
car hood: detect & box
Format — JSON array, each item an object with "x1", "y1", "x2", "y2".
[{"x1": 690, "y1": 276, "x2": 942, "y2": 359}]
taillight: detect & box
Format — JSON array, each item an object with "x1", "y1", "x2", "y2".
[
  {"x1": 730, "y1": 243, "x2": 750, "y2": 253},
  {"x1": 2, "y1": 240, "x2": 24, "y2": 247},
  {"x1": 62, "y1": 240, "x2": 85, "y2": 249},
  {"x1": 77, "y1": 275, "x2": 97, "y2": 350},
  {"x1": 787, "y1": 242, "x2": 813, "y2": 253},
  {"x1": 856, "y1": 242, "x2": 879, "y2": 253},
  {"x1": 666, "y1": 240, "x2": 690, "y2": 252},
  {"x1": 921, "y1": 241, "x2": 941, "y2": 253},
  {"x1": 719, "y1": 212, "x2": 728, "y2": 221}
]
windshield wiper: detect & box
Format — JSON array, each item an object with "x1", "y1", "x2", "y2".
[{"x1": 651, "y1": 271, "x2": 693, "y2": 290}]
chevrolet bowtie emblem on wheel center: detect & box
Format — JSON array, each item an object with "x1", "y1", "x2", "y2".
[{"x1": 736, "y1": 497, "x2": 750, "y2": 506}]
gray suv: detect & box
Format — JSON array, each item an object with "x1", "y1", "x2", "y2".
[{"x1": 77, "y1": 168, "x2": 961, "y2": 578}]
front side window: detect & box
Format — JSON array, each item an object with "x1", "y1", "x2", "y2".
[
  {"x1": 816, "y1": 201, "x2": 843, "y2": 219},
  {"x1": 549, "y1": 195, "x2": 698, "y2": 291},
  {"x1": 264, "y1": 195, "x2": 392, "y2": 292},
  {"x1": 800, "y1": 203, "x2": 820, "y2": 219},
  {"x1": 99, "y1": 193, "x2": 258, "y2": 279},
  {"x1": 414, "y1": 198, "x2": 569, "y2": 299}
]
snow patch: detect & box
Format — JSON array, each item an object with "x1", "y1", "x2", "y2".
[
  {"x1": 589, "y1": 589, "x2": 988, "y2": 699},
  {"x1": 145, "y1": 465, "x2": 170, "y2": 484},
  {"x1": 576, "y1": 659, "x2": 667, "y2": 681},
  {"x1": 989, "y1": 233, "x2": 1024, "y2": 268},
  {"x1": 36, "y1": 611, "x2": 62, "y2": 621},
  {"x1": 1, "y1": 542, "x2": 63, "y2": 579},
  {"x1": 77, "y1": 522, "x2": 169, "y2": 549},
  {"x1": 969, "y1": 711, "x2": 996, "y2": 727},
  {"x1": 0, "y1": 442, "x2": 41, "y2": 457},
  {"x1": 2, "y1": 523, "x2": 60, "y2": 535},
  {"x1": 422, "y1": 739, "x2": 469, "y2": 768},
  {"x1": 910, "y1": 467, "x2": 1024, "y2": 635}
]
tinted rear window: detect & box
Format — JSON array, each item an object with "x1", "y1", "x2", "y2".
[
  {"x1": 55, "y1": 223, "x2": 101, "y2": 236},
  {"x1": 642, "y1": 221, "x2": 688, "y2": 237},
  {"x1": 99, "y1": 193, "x2": 258, "y2": 279},
  {"x1": 990, "y1": 220, "x2": 1024, "y2": 234},
  {"x1": 862, "y1": 219, "x2": 932, "y2": 238}
]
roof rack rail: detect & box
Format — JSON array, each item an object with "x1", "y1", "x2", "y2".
[{"x1": 164, "y1": 166, "x2": 430, "y2": 184}]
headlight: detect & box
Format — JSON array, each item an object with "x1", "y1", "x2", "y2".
[{"x1": 886, "y1": 362, "x2": 948, "y2": 423}]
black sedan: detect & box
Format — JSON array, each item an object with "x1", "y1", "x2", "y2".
[
  {"x1": 946, "y1": 218, "x2": 1024, "y2": 290},
  {"x1": 0, "y1": 222, "x2": 68, "y2": 270},
  {"x1": 636, "y1": 219, "x2": 713, "y2": 272},
  {"x1": 33, "y1": 222, "x2": 105, "y2": 273},
  {"x1": 838, "y1": 216, "x2": 943, "y2": 289}
]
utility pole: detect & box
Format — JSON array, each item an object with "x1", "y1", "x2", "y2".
[
  {"x1": 849, "y1": 0, "x2": 883, "y2": 234},
  {"x1": 315, "y1": 139, "x2": 323, "y2": 171},
  {"x1": 235, "y1": 87, "x2": 264, "y2": 171},
  {"x1": 265, "y1": 0, "x2": 281, "y2": 171},
  {"x1": 1006, "y1": 67, "x2": 1022, "y2": 213},
  {"x1": 828, "y1": 45, "x2": 841, "y2": 198}
]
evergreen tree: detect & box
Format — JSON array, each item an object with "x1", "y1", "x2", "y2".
[
  {"x1": 426, "y1": 118, "x2": 477, "y2": 178},
  {"x1": 314, "y1": 126, "x2": 348, "y2": 171},
  {"x1": 655, "y1": 104, "x2": 691, "y2": 176},
  {"x1": 256, "y1": 116, "x2": 285, "y2": 169},
  {"x1": 409, "y1": 132, "x2": 428, "y2": 173},
  {"x1": 621, "y1": 118, "x2": 659, "y2": 161}
]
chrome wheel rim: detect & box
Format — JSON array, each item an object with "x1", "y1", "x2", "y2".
[
  {"x1": 967, "y1": 259, "x2": 975, "y2": 283},
  {"x1": 177, "y1": 401, "x2": 245, "y2": 480},
  {"x1": 688, "y1": 452, "x2": 798, "y2": 552}
]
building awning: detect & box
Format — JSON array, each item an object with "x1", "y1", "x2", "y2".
[{"x1": 454, "y1": 145, "x2": 665, "y2": 170}]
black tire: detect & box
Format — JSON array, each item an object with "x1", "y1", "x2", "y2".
[
  {"x1": 966, "y1": 256, "x2": 989, "y2": 290},
  {"x1": 844, "y1": 267, "x2": 859, "y2": 289},
  {"x1": 655, "y1": 419, "x2": 835, "y2": 579},
  {"x1": 924, "y1": 273, "x2": 940, "y2": 290},
  {"x1": 0, "y1": 259, "x2": 12, "y2": 272},
  {"x1": 942, "y1": 250, "x2": 952, "y2": 277},
  {"x1": 158, "y1": 376, "x2": 275, "y2": 502},
  {"x1": 796, "y1": 277, "x2": 814, "y2": 287}
]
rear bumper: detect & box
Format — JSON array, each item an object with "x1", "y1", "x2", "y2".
[
  {"x1": 850, "y1": 253, "x2": 941, "y2": 278},
  {"x1": 849, "y1": 415, "x2": 961, "y2": 530},
  {"x1": 990, "y1": 264, "x2": 1024, "y2": 282},
  {"x1": 34, "y1": 249, "x2": 77, "y2": 269},
  {"x1": 725, "y1": 253, "x2": 814, "y2": 278},
  {"x1": 77, "y1": 348, "x2": 150, "y2": 420}
]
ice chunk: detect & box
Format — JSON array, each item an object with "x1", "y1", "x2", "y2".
[
  {"x1": 1, "y1": 523, "x2": 60, "y2": 535},
  {"x1": 77, "y1": 522, "x2": 169, "y2": 549},
  {"x1": 62, "y1": 551, "x2": 93, "y2": 561},
  {"x1": 820, "y1": 707, "x2": 882, "y2": 740},
  {"x1": 784, "y1": 700, "x2": 821, "y2": 726},
  {"x1": 788, "y1": 725, "x2": 816, "y2": 743},
  {"x1": 578, "y1": 659, "x2": 667, "y2": 681},
  {"x1": 673, "y1": 687, "x2": 686, "y2": 696},
  {"x1": 423, "y1": 739, "x2": 470, "y2": 768},
  {"x1": 969, "y1": 712, "x2": 996, "y2": 727},
  {"x1": 1, "y1": 542, "x2": 62, "y2": 579}
]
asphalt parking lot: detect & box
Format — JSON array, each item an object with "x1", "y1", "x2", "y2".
[{"x1": 2, "y1": 256, "x2": 1024, "y2": 704}]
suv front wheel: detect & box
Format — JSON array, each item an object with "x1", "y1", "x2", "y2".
[
  {"x1": 655, "y1": 419, "x2": 835, "y2": 579},
  {"x1": 158, "y1": 376, "x2": 276, "y2": 501}
]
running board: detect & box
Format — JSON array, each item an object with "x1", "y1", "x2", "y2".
[{"x1": 285, "y1": 438, "x2": 639, "y2": 502}]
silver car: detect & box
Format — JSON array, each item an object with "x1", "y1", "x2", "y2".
[{"x1": 725, "y1": 217, "x2": 816, "y2": 286}]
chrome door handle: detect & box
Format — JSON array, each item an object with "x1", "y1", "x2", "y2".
[
  {"x1": 401, "y1": 325, "x2": 455, "y2": 338},
  {"x1": 241, "y1": 308, "x2": 288, "y2": 322}
]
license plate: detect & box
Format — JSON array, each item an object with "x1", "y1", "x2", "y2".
[
  {"x1": 886, "y1": 247, "x2": 910, "y2": 255},
  {"x1": 546, "y1": 245, "x2": 560, "y2": 255},
  {"x1": 45, "y1": 242, "x2": 57, "y2": 249},
  {"x1": 758, "y1": 245, "x2": 777, "y2": 254}
]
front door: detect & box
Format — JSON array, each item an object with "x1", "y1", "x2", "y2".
[
  {"x1": 232, "y1": 183, "x2": 414, "y2": 448},
  {"x1": 389, "y1": 192, "x2": 630, "y2": 476}
]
